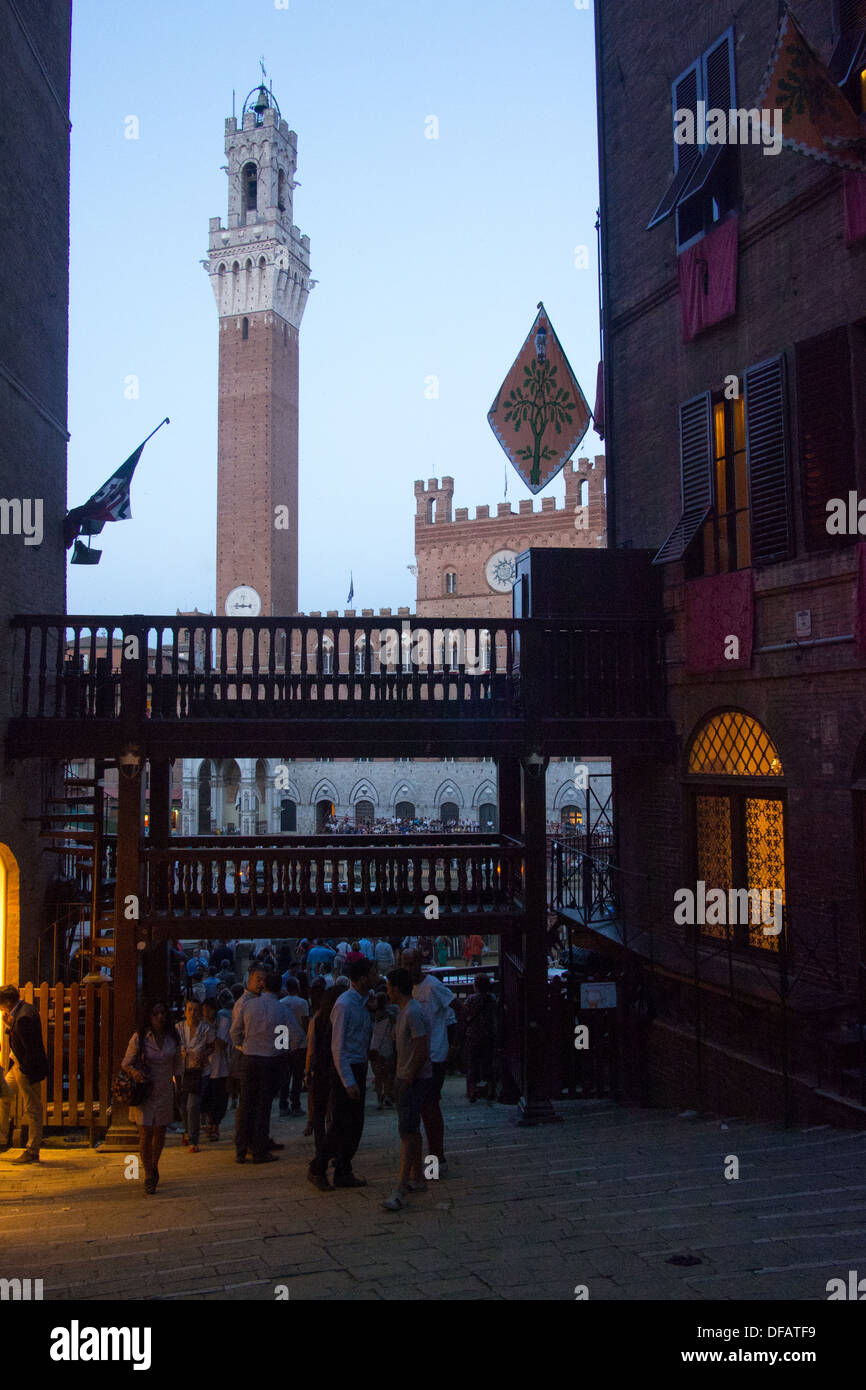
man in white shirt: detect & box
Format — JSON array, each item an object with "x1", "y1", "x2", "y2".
[
  {"x1": 230, "y1": 966, "x2": 283, "y2": 1164},
  {"x1": 403, "y1": 950, "x2": 455, "y2": 1177}
]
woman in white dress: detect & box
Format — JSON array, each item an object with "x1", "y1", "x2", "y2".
[{"x1": 122, "y1": 1001, "x2": 181, "y2": 1195}]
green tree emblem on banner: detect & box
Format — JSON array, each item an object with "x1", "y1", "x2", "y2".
[{"x1": 502, "y1": 359, "x2": 575, "y2": 486}]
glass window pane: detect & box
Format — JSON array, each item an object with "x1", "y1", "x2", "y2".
[
  {"x1": 734, "y1": 451, "x2": 749, "y2": 509},
  {"x1": 713, "y1": 401, "x2": 726, "y2": 460},
  {"x1": 689, "y1": 712, "x2": 783, "y2": 777},
  {"x1": 696, "y1": 795, "x2": 733, "y2": 941},
  {"x1": 745, "y1": 797, "x2": 785, "y2": 951},
  {"x1": 716, "y1": 454, "x2": 728, "y2": 514},
  {"x1": 733, "y1": 394, "x2": 745, "y2": 451}
]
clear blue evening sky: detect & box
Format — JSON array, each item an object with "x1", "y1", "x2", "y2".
[{"x1": 67, "y1": 0, "x2": 601, "y2": 617}]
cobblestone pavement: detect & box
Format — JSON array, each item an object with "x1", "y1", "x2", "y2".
[{"x1": 3, "y1": 1079, "x2": 865, "y2": 1301}]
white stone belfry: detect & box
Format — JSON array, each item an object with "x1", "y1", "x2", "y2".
[{"x1": 207, "y1": 87, "x2": 313, "y2": 328}]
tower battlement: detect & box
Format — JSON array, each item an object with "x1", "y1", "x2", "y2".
[{"x1": 414, "y1": 456, "x2": 605, "y2": 525}]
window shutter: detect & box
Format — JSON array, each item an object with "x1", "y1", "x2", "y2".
[
  {"x1": 837, "y1": 0, "x2": 866, "y2": 38},
  {"x1": 795, "y1": 328, "x2": 855, "y2": 550},
  {"x1": 647, "y1": 63, "x2": 702, "y2": 228},
  {"x1": 744, "y1": 356, "x2": 791, "y2": 566},
  {"x1": 830, "y1": 0, "x2": 866, "y2": 80},
  {"x1": 653, "y1": 392, "x2": 712, "y2": 564},
  {"x1": 703, "y1": 30, "x2": 735, "y2": 111}
]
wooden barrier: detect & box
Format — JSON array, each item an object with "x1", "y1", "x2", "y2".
[{"x1": 1, "y1": 981, "x2": 112, "y2": 1144}]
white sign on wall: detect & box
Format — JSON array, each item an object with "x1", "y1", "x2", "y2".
[{"x1": 580, "y1": 982, "x2": 617, "y2": 1010}]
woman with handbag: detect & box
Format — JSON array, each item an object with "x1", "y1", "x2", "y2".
[
  {"x1": 177, "y1": 999, "x2": 214, "y2": 1152},
  {"x1": 121, "y1": 1001, "x2": 181, "y2": 1195}
]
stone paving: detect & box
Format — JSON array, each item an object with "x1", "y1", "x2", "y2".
[{"x1": 2, "y1": 1079, "x2": 865, "y2": 1301}]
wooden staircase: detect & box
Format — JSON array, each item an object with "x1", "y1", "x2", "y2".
[{"x1": 34, "y1": 763, "x2": 116, "y2": 977}]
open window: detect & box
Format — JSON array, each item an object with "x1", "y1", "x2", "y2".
[
  {"x1": 655, "y1": 356, "x2": 791, "y2": 570},
  {"x1": 829, "y1": 0, "x2": 866, "y2": 109},
  {"x1": 648, "y1": 28, "x2": 738, "y2": 250}
]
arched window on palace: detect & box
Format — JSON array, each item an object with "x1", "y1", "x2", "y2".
[
  {"x1": 561, "y1": 805, "x2": 583, "y2": 828},
  {"x1": 687, "y1": 711, "x2": 785, "y2": 952},
  {"x1": 315, "y1": 799, "x2": 335, "y2": 831},
  {"x1": 355, "y1": 799, "x2": 375, "y2": 826},
  {"x1": 280, "y1": 798, "x2": 297, "y2": 832},
  {"x1": 243, "y1": 162, "x2": 258, "y2": 216},
  {"x1": 395, "y1": 801, "x2": 415, "y2": 823},
  {"x1": 440, "y1": 801, "x2": 459, "y2": 826},
  {"x1": 445, "y1": 570, "x2": 456, "y2": 595},
  {"x1": 479, "y1": 803, "x2": 497, "y2": 832}
]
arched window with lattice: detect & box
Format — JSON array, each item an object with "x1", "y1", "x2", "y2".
[{"x1": 687, "y1": 711, "x2": 785, "y2": 952}]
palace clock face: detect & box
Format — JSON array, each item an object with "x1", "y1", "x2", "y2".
[
  {"x1": 225, "y1": 585, "x2": 262, "y2": 617},
  {"x1": 485, "y1": 549, "x2": 518, "y2": 593}
]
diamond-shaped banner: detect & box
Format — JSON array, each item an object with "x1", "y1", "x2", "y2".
[
  {"x1": 488, "y1": 303, "x2": 592, "y2": 494},
  {"x1": 756, "y1": 8, "x2": 866, "y2": 172}
]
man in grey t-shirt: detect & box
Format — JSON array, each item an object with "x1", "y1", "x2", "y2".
[{"x1": 381, "y1": 968, "x2": 432, "y2": 1212}]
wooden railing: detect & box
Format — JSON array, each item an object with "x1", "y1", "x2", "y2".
[
  {"x1": 1, "y1": 981, "x2": 111, "y2": 1139},
  {"x1": 9, "y1": 614, "x2": 668, "y2": 725},
  {"x1": 141, "y1": 836, "x2": 525, "y2": 927}
]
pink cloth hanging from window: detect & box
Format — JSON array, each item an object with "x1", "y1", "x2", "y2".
[
  {"x1": 678, "y1": 215, "x2": 738, "y2": 343},
  {"x1": 684, "y1": 568, "x2": 754, "y2": 673},
  {"x1": 843, "y1": 171, "x2": 866, "y2": 247}
]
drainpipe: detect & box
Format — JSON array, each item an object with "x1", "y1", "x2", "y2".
[{"x1": 593, "y1": 0, "x2": 614, "y2": 549}]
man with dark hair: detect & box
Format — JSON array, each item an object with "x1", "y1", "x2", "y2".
[
  {"x1": 308, "y1": 958, "x2": 373, "y2": 1190},
  {"x1": 381, "y1": 968, "x2": 432, "y2": 1211},
  {"x1": 230, "y1": 966, "x2": 282, "y2": 1164},
  {"x1": 0, "y1": 985, "x2": 49, "y2": 1162}
]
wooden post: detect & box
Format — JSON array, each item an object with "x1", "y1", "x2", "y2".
[
  {"x1": 100, "y1": 757, "x2": 144, "y2": 1150},
  {"x1": 518, "y1": 753, "x2": 558, "y2": 1125},
  {"x1": 144, "y1": 758, "x2": 171, "y2": 1003}
]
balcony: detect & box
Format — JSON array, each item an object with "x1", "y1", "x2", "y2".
[
  {"x1": 7, "y1": 613, "x2": 673, "y2": 760},
  {"x1": 142, "y1": 832, "x2": 524, "y2": 934}
]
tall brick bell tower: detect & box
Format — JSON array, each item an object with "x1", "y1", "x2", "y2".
[{"x1": 207, "y1": 81, "x2": 313, "y2": 617}]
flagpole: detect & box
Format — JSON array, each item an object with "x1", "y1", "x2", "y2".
[{"x1": 140, "y1": 417, "x2": 170, "y2": 448}]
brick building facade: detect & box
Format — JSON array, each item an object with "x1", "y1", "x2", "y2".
[
  {"x1": 595, "y1": 0, "x2": 866, "y2": 1122},
  {"x1": 414, "y1": 456, "x2": 606, "y2": 619},
  {"x1": 0, "y1": 2, "x2": 71, "y2": 982}
]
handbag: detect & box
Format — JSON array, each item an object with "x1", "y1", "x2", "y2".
[{"x1": 111, "y1": 1037, "x2": 152, "y2": 1106}]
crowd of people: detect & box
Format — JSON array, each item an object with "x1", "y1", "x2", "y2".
[
  {"x1": 322, "y1": 815, "x2": 483, "y2": 835},
  {"x1": 116, "y1": 936, "x2": 499, "y2": 1209}
]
